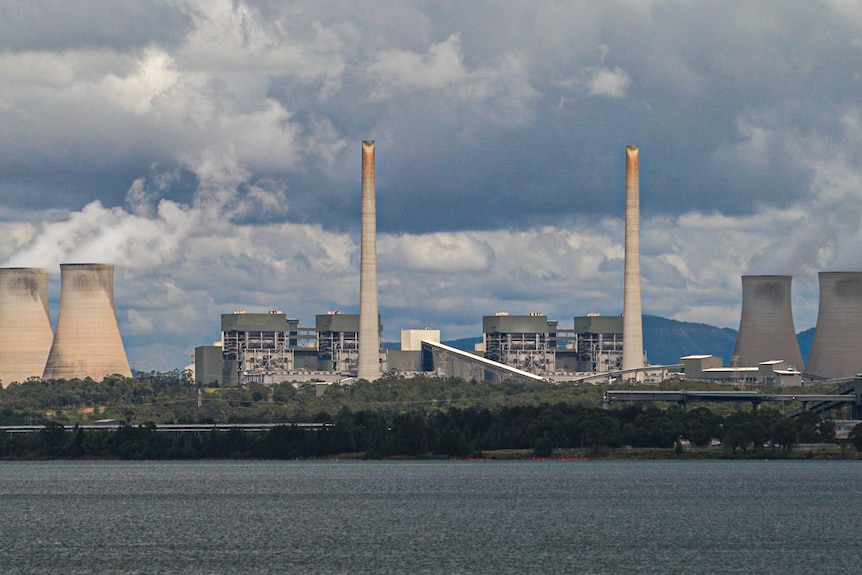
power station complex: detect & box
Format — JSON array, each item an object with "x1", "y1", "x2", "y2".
[
  {"x1": 191, "y1": 144, "x2": 862, "y2": 388},
  {"x1": 3, "y1": 144, "x2": 862, "y2": 388}
]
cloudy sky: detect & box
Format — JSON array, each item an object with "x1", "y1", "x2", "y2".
[{"x1": 2, "y1": 0, "x2": 862, "y2": 371}]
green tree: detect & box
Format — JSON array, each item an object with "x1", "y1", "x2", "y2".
[
  {"x1": 768, "y1": 418, "x2": 797, "y2": 453},
  {"x1": 533, "y1": 434, "x2": 553, "y2": 458},
  {"x1": 848, "y1": 423, "x2": 862, "y2": 451}
]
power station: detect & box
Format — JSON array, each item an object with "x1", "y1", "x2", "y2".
[
  {"x1": 191, "y1": 143, "x2": 862, "y2": 388},
  {"x1": 5, "y1": 142, "x2": 862, "y2": 388}
]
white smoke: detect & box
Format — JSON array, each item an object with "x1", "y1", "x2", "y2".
[
  {"x1": 0, "y1": 141, "x2": 299, "y2": 273},
  {"x1": 3, "y1": 199, "x2": 193, "y2": 271}
]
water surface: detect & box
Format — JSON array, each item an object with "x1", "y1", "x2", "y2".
[{"x1": 1, "y1": 460, "x2": 859, "y2": 574}]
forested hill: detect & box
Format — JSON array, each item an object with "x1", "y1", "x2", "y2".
[
  {"x1": 643, "y1": 315, "x2": 738, "y2": 365},
  {"x1": 643, "y1": 317, "x2": 816, "y2": 366}
]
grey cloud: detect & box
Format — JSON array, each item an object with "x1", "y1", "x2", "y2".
[
  {"x1": 2, "y1": 0, "x2": 862, "y2": 368},
  {"x1": 0, "y1": 1, "x2": 191, "y2": 52}
]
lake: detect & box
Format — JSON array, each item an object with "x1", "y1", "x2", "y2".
[{"x1": 1, "y1": 460, "x2": 860, "y2": 574}]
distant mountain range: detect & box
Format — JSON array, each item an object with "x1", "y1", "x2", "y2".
[{"x1": 387, "y1": 316, "x2": 817, "y2": 367}]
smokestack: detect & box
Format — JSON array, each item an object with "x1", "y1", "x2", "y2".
[
  {"x1": 357, "y1": 140, "x2": 381, "y2": 381},
  {"x1": 732, "y1": 275, "x2": 804, "y2": 369},
  {"x1": 42, "y1": 263, "x2": 132, "y2": 381},
  {"x1": 622, "y1": 145, "x2": 644, "y2": 372},
  {"x1": 0, "y1": 268, "x2": 54, "y2": 386},
  {"x1": 805, "y1": 271, "x2": 862, "y2": 379}
]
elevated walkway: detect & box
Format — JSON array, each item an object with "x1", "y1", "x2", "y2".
[
  {"x1": 603, "y1": 389, "x2": 861, "y2": 417},
  {"x1": 786, "y1": 378, "x2": 862, "y2": 418}
]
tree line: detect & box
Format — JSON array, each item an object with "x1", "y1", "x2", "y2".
[
  {"x1": 1, "y1": 371, "x2": 846, "y2": 428},
  {"x1": 1, "y1": 402, "x2": 854, "y2": 460}
]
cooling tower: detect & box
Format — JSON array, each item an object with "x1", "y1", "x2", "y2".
[
  {"x1": 0, "y1": 268, "x2": 54, "y2": 386},
  {"x1": 732, "y1": 275, "x2": 804, "y2": 370},
  {"x1": 42, "y1": 263, "x2": 132, "y2": 381},
  {"x1": 357, "y1": 140, "x2": 381, "y2": 381},
  {"x1": 805, "y1": 271, "x2": 862, "y2": 379},
  {"x1": 622, "y1": 145, "x2": 644, "y2": 372}
]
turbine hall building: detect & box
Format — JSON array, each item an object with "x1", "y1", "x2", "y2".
[
  {"x1": 195, "y1": 310, "x2": 382, "y2": 386},
  {"x1": 317, "y1": 311, "x2": 382, "y2": 376},
  {"x1": 479, "y1": 312, "x2": 627, "y2": 375},
  {"x1": 572, "y1": 314, "x2": 624, "y2": 373},
  {"x1": 481, "y1": 312, "x2": 558, "y2": 373}
]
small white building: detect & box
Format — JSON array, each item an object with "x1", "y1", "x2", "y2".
[{"x1": 681, "y1": 355, "x2": 802, "y2": 386}]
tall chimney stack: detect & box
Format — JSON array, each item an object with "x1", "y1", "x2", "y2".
[
  {"x1": 357, "y1": 140, "x2": 381, "y2": 381},
  {"x1": 622, "y1": 145, "x2": 644, "y2": 372},
  {"x1": 42, "y1": 263, "x2": 132, "y2": 381},
  {"x1": 0, "y1": 268, "x2": 54, "y2": 386}
]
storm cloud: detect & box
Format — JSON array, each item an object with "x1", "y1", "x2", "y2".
[{"x1": 1, "y1": 0, "x2": 861, "y2": 369}]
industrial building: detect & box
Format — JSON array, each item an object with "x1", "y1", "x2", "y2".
[
  {"x1": 481, "y1": 312, "x2": 557, "y2": 373},
  {"x1": 193, "y1": 309, "x2": 633, "y2": 385},
  {"x1": 572, "y1": 314, "x2": 624, "y2": 373},
  {"x1": 387, "y1": 328, "x2": 439, "y2": 373},
  {"x1": 681, "y1": 355, "x2": 802, "y2": 387},
  {"x1": 317, "y1": 311, "x2": 382, "y2": 376},
  {"x1": 195, "y1": 310, "x2": 382, "y2": 386}
]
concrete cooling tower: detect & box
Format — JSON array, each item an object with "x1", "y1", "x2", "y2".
[
  {"x1": 732, "y1": 275, "x2": 804, "y2": 370},
  {"x1": 42, "y1": 263, "x2": 132, "y2": 381},
  {"x1": 805, "y1": 271, "x2": 862, "y2": 380},
  {"x1": 0, "y1": 268, "x2": 54, "y2": 387}
]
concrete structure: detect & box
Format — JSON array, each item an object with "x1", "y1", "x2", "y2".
[
  {"x1": 194, "y1": 310, "x2": 384, "y2": 386},
  {"x1": 42, "y1": 263, "x2": 132, "y2": 381},
  {"x1": 573, "y1": 314, "x2": 623, "y2": 373},
  {"x1": 681, "y1": 354, "x2": 802, "y2": 387},
  {"x1": 358, "y1": 140, "x2": 381, "y2": 381},
  {"x1": 197, "y1": 311, "x2": 318, "y2": 386},
  {"x1": 482, "y1": 312, "x2": 556, "y2": 373},
  {"x1": 422, "y1": 340, "x2": 549, "y2": 383},
  {"x1": 195, "y1": 345, "x2": 226, "y2": 387},
  {"x1": 680, "y1": 355, "x2": 725, "y2": 380},
  {"x1": 732, "y1": 275, "x2": 804, "y2": 370},
  {"x1": 806, "y1": 271, "x2": 862, "y2": 379},
  {"x1": 0, "y1": 268, "x2": 54, "y2": 386},
  {"x1": 221, "y1": 310, "x2": 317, "y2": 385},
  {"x1": 622, "y1": 145, "x2": 644, "y2": 372},
  {"x1": 317, "y1": 311, "x2": 381, "y2": 374},
  {"x1": 401, "y1": 328, "x2": 441, "y2": 352}
]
